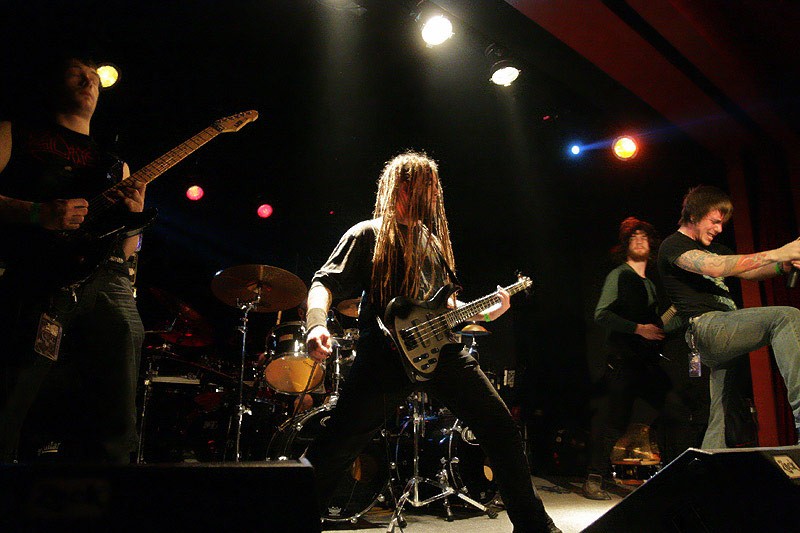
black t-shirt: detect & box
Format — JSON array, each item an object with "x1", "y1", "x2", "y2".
[
  {"x1": 657, "y1": 231, "x2": 737, "y2": 319},
  {"x1": 0, "y1": 121, "x2": 129, "y2": 274},
  {"x1": 311, "y1": 218, "x2": 448, "y2": 337},
  {"x1": 0, "y1": 122, "x2": 122, "y2": 201}
]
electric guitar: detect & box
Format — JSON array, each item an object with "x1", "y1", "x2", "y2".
[
  {"x1": 629, "y1": 304, "x2": 679, "y2": 361},
  {"x1": 2, "y1": 110, "x2": 258, "y2": 291},
  {"x1": 378, "y1": 274, "x2": 532, "y2": 382}
]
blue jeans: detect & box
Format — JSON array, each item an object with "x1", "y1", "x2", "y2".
[
  {"x1": 688, "y1": 307, "x2": 800, "y2": 448},
  {"x1": 0, "y1": 267, "x2": 143, "y2": 463}
]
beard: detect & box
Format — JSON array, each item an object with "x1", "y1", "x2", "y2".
[{"x1": 628, "y1": 248, "x2": 650, "y2": 262}]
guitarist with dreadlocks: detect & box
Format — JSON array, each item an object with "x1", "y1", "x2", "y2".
[{"x1": 304, "y1": 151, "x2": 561, "y2": 532}]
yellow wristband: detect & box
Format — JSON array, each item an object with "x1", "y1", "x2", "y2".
[
  {"x1": 776, "y1": 263, "x2": 785, "y2": 275},
  {"x1": 483, "y1": 312, "x2": 491, "y2": 322}
]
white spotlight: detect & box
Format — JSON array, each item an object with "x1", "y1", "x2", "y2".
[
  {"x1": 489, "y1": 60, "x2": 521, "y2": 87},
  {"x1": 421, "y1": 14, "x2": 453, "y2": 46}
]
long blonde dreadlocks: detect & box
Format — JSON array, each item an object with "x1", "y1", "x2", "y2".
[{"x1": 371, "y1": 151, "x2": 456, "y2": 308}]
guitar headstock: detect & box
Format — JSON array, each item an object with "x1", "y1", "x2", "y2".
[
  {"x1": 213, "y1": 110, "x2": 259, "y2": 133},
  {"x1": 515, "y1": 271, "x2": 533, "y2": 294}
]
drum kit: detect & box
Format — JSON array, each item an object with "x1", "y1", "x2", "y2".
[{"x1": 136, "y1": 264, "x2": 502, "y2": 525}]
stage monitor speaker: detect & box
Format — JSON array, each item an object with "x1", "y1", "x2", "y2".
[
  {"x1": 0, "y1": 459, "x2": 320, "y2": 532},
  {"x1": 583, "y1": 446, "x2": 800, "y2": 532}
]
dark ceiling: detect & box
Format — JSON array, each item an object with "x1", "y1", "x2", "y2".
[{"x1": 2, "y1": 0, "x2": 798, "y2": 436}]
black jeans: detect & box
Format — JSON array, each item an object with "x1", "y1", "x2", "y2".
[
  {"x1": 0, "y1": 267, "x2": 144, "y2": 464},
  {"x1": 305, "y1": 333, "x2": 551, "y2": 532},
  {"x1": 588, "y1": 345, "x2": 671, "y2": 476}
]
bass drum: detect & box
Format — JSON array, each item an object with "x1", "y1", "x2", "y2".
[
  {"x1": 394, "y1": 412, "x2": 497, "y2": 506},
  {"x1": 267, "y1": 403, "x2": 389, "y2": 523}
]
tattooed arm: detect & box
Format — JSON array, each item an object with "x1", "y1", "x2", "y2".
[{"x1": 676, "y1": 238, "x2": 800, "y2": 280}]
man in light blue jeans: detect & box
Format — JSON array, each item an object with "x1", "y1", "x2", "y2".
[{"x1": 658, "y1": 185, "x2": 800, "y2": 448}]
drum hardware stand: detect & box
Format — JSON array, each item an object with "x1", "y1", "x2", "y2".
[
  {"x1": 135, "y1": 355, "x2": 158, "y2": 464},
  {"x1": 230, "y1": 297, "x2": 259, "y2": 462},
  {"x1": 387, "y1": 392, "x2": 496, "y2": 532}
]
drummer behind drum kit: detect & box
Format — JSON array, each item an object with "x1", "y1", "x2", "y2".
[{"x1": 137, "y1": 265, "x2": 502, "y2": 525}]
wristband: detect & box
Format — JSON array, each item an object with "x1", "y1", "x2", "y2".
[
  {"x1": 305, "y1": 307, "x2": 328, "y2": 333},
  {"x1": 776, "y1": 263, "x2": 785, "y2": 276},
  {"x1": 483, "y1": 312, "x2": 492, "y2": 322},
  {"x1": 29, "y1": 202, "x2": 41, "y2": 225}
]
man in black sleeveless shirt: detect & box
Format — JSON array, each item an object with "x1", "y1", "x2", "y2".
[
  {"x1": 658, "y1": 185, "x2": 800, "y2": 448},
  {"x1": 0, "y1": 56, "x2": 146, "y2": 463},
  {"x1": 304, "y1": 151, "x2": 561, "y2": 532}
]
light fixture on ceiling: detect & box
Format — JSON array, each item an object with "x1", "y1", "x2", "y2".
[
  {"x1": 419, "y1": 13, "x2": 454, "y2": 46},
  {"x1": 96, "y1": 63, "x2": 120, "y2": 89},
  {"x1": 485, "y1": 44, "x2": 520, "y2": 87},
  {"x1": 612, "y1": 135, "x2": 639, "y2": 160}
]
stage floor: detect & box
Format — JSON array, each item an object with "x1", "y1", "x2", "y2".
[{"x1": 322, "y1": 475, "x2": 632, "y2": 532}]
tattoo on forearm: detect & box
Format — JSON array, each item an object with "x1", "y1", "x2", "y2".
[{"x1": 676, "y1": 249, "x2": 772, "y2": 277}]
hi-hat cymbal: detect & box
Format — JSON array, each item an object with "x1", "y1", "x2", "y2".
[
  {"x1": 211, "y1": 264, "x2": 307, "y2": 313},
  {"x1": 456, "y1": 323, "x2": 491, "y2": 336},
  {"x1": 336, "y1": 298, "x2": 360, "y2": 318}
]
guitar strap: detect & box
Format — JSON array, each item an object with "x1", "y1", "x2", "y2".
[{"x1": 433, "y1": 243, "x2": 460, "y2": 289}]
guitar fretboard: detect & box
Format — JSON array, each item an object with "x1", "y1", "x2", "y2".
[
  {"x1": 87, "y1": 126, "x2": 222, "y2": 218},
  {"x1": 443, "y1": 278, "x2": 531, "y2": 328}
]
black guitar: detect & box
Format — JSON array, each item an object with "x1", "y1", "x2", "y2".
[
  {"x1": 378, "y1": 274, "x2": 532, "y2": 382},
  {"x1": 2, "y1": 111, "x2": 258, "y2": 291}
]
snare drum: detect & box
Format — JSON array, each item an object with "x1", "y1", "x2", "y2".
[{"x1": 263, "y1": 322, "x2": 325, "y2": 394}]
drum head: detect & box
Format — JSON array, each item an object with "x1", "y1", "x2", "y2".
[
  {"x1": 263, "y1": 354, "x2": 325, "y2": 394},
  {"x1": 268, "y1": 404, "x2": 389, "y2": 522},
  {"x1": 395, "y1": 413, "x2": 497, "y2": 506}
]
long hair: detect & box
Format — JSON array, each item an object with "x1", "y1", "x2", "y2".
[
  {"x1": 680, "y1": 185, "x2": 733, "y2": 225},
  {"x1": 371, "y1": 151, "x2": 455, "y2": 308}
]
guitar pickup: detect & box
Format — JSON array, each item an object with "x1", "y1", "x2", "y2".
[{"x1": 413, "y1": 353, "x2": 430, "y2": 363}]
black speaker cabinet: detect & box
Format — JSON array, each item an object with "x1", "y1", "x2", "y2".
[
  {"x1": 583, "y1": 446, "x2": 800, "y2": 532},
  {"x1": 0, "y1": 460, "x2": 320, "y2": 532}
]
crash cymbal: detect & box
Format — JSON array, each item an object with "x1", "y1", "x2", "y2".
[
  {"x1": 211, "y1": 264, "x2": 307, "y2": 313},
  {"x1": 456, "y1": 323, "x2": 491, "y2": 336},
  {"x1": 146, "y1": 287, "x2": 214, "y2": 347},
  {"x1": 336, "y1": 298, "x2": 360, "y2": 318}
]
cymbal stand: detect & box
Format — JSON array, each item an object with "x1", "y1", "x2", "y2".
[
  {"x1": 387, "y1": 392, "x2": 493, "y2": 532},
  {"x1": 135, "y1": 353, "x2": 158, "y2": 464},
  {"x1": 231, "y1": 297, "x2": 259, "y2": 462},
  {"x1": 327, "y1": 340, "x2": 344, "y2": 404}
]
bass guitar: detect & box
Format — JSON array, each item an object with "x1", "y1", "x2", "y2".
[
  {"x1": 378, "y1": 274, "x2": 532, "y2": 382},
  {"x1": 3, "y1": 110, "x2": 258, "y2": 291}
]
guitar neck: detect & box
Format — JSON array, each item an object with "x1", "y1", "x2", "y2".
[
  {"x1": 660, "y1": 304, "x2": 677, "y2": 325},
  {"x1": 99, "y1": 126, "x2": 221, "y2": 205},
  {"x1": 443, "y1": 279, "x2": 530, "y2": 328}
]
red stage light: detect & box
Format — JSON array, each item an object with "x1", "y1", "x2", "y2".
[
  {"x1": 186, "y1": 185, "x2": 204, "y2": 201},
  {"x1": 258, "y1": 204, "x2": 274, "y2": 218}
]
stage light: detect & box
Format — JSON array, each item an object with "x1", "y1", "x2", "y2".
[
  {"x1": 186, "y1": 185, "x2": 204, "y2": 201},
  {"x1": 420, "y1": 14, "x2": 453, "y2": 46},
  {"x1": 489, "y1": 61, "x2": 521, "y2": 86},
  {"x1": 257, "y1": 204, "x2": 274, "y2": 219},
  {"x1": 96, "y1": 64, "x2": 120, "y2": 89},
  {"x1": 570, "y1": 145, "x2": 581, "y2": 156},
  {"x1": 612, "y1": 136, "x2": 639, "y2": 160},
  {"x1": 485, "y1": 44, "x2": 520, "y2": 87}
]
